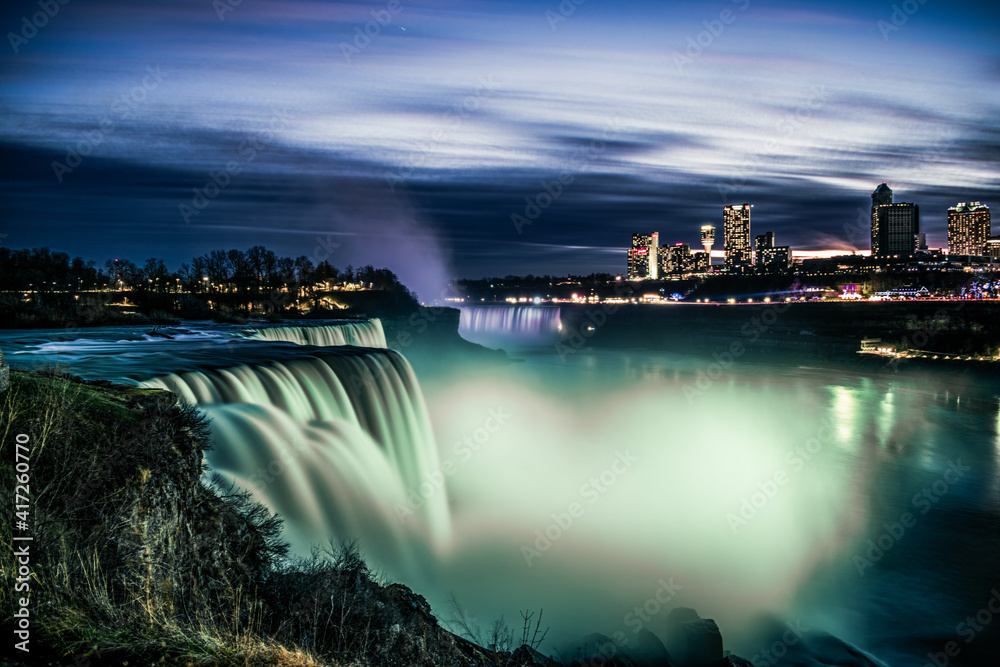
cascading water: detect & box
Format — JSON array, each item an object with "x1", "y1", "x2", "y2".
[
  {"x1": 244, "y1": 319, "x2": 387, "y2": 348},
  {"x1": 143, "y1": 347, "x2": 449, "y2": 573},
  {"x1": 458, "y1": 305, "x2": 562, "y2": 348}
]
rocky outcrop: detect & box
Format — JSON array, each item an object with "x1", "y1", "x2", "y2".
[{"x1": 665, "y1": 608, "x2": 723, "y2": 665}]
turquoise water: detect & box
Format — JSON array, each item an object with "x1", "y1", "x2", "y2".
[{"x1": 3, "y1": 321, "x2": 999, "y2": 664}]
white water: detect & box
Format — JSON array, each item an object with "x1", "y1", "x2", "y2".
[
  {"x1": 459, "y1": 306, "x2": 561, "y2": 348},
  {"x1": 244, "y1": 319, "x2": 387, "y2": 348},
  {"x1": 143, "y1": 348, "x2": 450, "y2": 572}
]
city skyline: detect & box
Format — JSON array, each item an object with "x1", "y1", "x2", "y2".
[
  {"x1": 1, "y1": 0, "x2": 999, "y2": 294},
  {"x1": 626, "y1": 182, "x2": 994, "y2": 281}
]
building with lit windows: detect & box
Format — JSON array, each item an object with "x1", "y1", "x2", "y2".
[
  {"x1": 627, "y1": 232, "x2": 659, "y2": 280},
  {"x1": 984, "y1": 236, "x2": 1000, "y2": 260},
  {"x1": 871, "y1": 183, "x2": 918, "y2": 258},
  {"x1": 870, "y1": 182, "x2": 893, "y2": 257},
  {"x1": 693, "y1": 251, "x2": 709, "y2": 272},
  {"x1": 754, "y1": 231, "x2": 792, "y2": 272},
  {"x1": 723, "y1": 204, "x2": 752, "y2": 269},
  {"x1": 875, "y1": 203, "x2": 919, "y2": 257},
  {"x1": 668, "y1": 243, "x2": 694, "y2": 273},
  {"x1": 947, "y1": 202, "x2": 990, "y2": 256}
]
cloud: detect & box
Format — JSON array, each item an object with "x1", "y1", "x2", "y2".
[{"x1": 1, "y1": 0, "x2": 998, "y2": 279}]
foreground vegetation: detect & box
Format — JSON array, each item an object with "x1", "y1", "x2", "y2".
[{"x1": 0, "y1": 371, "x2": 543, "y2": 666}]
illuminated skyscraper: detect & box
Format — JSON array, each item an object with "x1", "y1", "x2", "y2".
[
  {"x1": 670, "y1": 243, "x2": 693, "y2": 273},
  {"x1": 870, "y1": 182, "x2": 893, "y2": 256},
  {"x1": 723, "y1": 204, "x2": 752, "y2": 268},
  {"x1": 875, "y1": 203, "x2": 919, "y2": 257},
  {"x1": 627, "y1": 232, "x2": 659, "y2": 280},
  {"x1": 947, "y1": 202, "x2": 991, "y2": 256},
  {"x1": 871, "y1": 183, "x2": 918, "y2": 258}
]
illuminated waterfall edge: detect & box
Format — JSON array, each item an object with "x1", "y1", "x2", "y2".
[
  {"x1": 142, "y1": 347, "x2": 449, "y2": 566},
  {"x1": 244, "y1": 319, "x2": 387, "y2": 348}
]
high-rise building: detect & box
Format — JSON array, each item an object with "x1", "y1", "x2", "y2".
[
  {"x1": 871, "y1": 183, "x2": 919, "y2": 258},
  {"x1": 658, "y1": 244, "x2": 673, "y2": 275},
  {"x1": 627, "y1": 232, "x2": 659, "y2": 280},
  {"x1": 870, "y1": 182, "x2": 893, "y2": 257},
  {"x1": 700, "y1": 225, "x2": 716, "y2": 266},
  {"x1": 947, "y1": 202, "x2": 991, "y2": 256},
  {"x1": 723, "y1": 204, "x2": 752, "y2": 268},
  {"x1": 754, "y1": 231, "x2": 774, "y2": 264},
  {"x1": 754, "y1": 231, "x2": 791, "y2": 272},
  {"x1": 670, "y1": 243, "x2": 694, "y2": 273},
  {"x1": 874, "y1": 203, "x2": 919, "y2": 257}
]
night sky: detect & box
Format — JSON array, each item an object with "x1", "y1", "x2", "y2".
[{"x1": 2, "y1": 0, "x2": 998, "y2": 296}]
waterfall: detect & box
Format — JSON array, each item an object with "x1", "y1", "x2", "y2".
[
  {"x1": 244, "y1": 319, "x2": 387, "y2": 348},
  {"x1": 458, "y1": 306, "x2": 562, "y2": 347},
  {"x1": 143, "y1": 347, "x2": 448, "y2": 564}
]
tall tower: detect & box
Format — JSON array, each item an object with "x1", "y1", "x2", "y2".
[
  {"x1": 948, "y1": 202, "x2": 991, "y2": 256},
  {"x1": 723, "y1": 204, "x2": 752, "y2": 269},
  {"x1": 700, "y1": 225, "x2": 715, "y2": 266},
  {"x1": 871, "y1": 182, "x2": 893, "y2": 257}
]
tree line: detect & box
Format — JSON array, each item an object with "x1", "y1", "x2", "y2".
[{"x1": 0, "y1": 245, "x2": 418, "y2": 326}]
